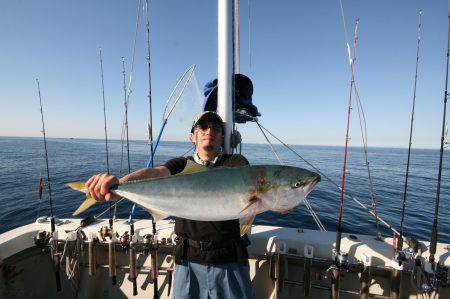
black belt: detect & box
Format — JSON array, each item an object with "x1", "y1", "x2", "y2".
[{"x1": 177, "y1": 235, "x2": 250, "y2": 252}]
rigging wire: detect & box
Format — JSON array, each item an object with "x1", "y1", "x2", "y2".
[
  {"x1": 429, "y1": 0, "x2": 450, "y2": 266},
  {"x1": 253, "y1": 119, "x2": 401, "y2": 236},
  {"x1": 304, "y1": 198, "x2": 326, "y2": 231},
  {"x1": 254, "y1": 120, "x2": 326, "y2": 231},
  {"x1": 399, "y1": 10, "x2": 422, "y2": 252}
]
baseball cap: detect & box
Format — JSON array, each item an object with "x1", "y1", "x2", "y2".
[{"x1": 191, "y1": 111, "x2": 225, "y2": 133}]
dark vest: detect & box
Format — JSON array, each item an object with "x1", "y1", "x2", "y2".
[{"x1": 173, "y1": 154, "x2": 250, "y2": 265}]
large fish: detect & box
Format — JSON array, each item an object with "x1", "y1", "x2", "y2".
[{"x1": 67, "y1": 161, "x2": 320, "y2": 233}]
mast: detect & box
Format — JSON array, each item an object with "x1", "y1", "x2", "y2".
[
  {"x1": 235, "y1": 0, "x2": 240, "y2": 73},
  {"x1": 398, "y1": 10, "x2": 422, "y2": 253},
  {"x1": 429, "y1": 0, "x2": 450, "y2": 267},
  {"x1": 217, "y1": 0, "x2": 234, "y2": 154}
]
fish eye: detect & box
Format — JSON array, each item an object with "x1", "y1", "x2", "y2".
[{"x1": 291, "y1": 182, "x2": 303, "y2": 189}]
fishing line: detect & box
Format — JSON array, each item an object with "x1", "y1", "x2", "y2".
[
  {"x1": 429, "y1": 0, "x2": 450, "y2": 266},
  {"x1": 353, "y1": 85, "x2": 381, "y2": 238},
  {"x1": 399, "y1": 10, "x2": 422, "y2": 253}
]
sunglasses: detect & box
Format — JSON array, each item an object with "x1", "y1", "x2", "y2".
[{"x1": 196, "y1": 122, "x2": 223, "y2": 132}]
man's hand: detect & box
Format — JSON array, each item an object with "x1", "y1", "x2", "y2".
[{"x1": 85, "y1": 173, "x2": 120, "y2": 202}]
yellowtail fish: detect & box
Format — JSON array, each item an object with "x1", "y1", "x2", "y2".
[{"x1": 67, "y1": 161, "x2": 320, "y2": 234}]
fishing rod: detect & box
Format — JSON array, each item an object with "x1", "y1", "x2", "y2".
[
  {"x1": 145, "y1": 1, "x2": 159, "y2": 297},
  {"x1": 98, "y1": 47, "x2": 118, "y2": 286},
  {"x1": 123, "y1": 57, "x2": 131, "y2": 174},
  {"x1": 398, "y1": 10, "x2": 422, "y2": 259},
  {"x1": 329, "y1": 17, "x2": 359, "y2": 299},
  {"x1": 36, "y1": 78, "x2": 62, "y2": 292},
  {"x1": 99, "y1": 48, "x2": 110, "y2": 175},
  {"x1": 426, "y1": 1, "x2": 450, "y2": 291},
  {"x1": 145, "y1": 0, "x2": 154, "y2": 168},
  {"x1": 98, "y1": 48, "x2": 113, "y2": 225}
]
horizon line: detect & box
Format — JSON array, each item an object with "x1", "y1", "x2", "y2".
[{"x1": 0, "y1": 135, "x2": 441, "y2": 150}]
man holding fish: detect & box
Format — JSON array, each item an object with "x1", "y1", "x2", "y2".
[
  {"x1": 85, "y1": 111, "x2": 255, "y2": 298},
  {"x1": 75, "y1": 77, "x2": 320, "y2": 298}
]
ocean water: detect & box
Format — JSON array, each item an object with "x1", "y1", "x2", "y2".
[{"x1": 0, "y1": 136, "x2": 449, "y2": 244}]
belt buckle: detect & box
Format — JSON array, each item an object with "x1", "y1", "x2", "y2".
[{"x1": 199, "y1": 241, "x2": 208, "y2": 251}]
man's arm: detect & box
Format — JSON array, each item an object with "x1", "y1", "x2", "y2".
[{"x1": 85, "y1": 166, "x2": 171, "y2": 202}]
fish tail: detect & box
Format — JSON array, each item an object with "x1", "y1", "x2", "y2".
[
  {"x1": 72, "y1": 196, "x2": 97, "y2": 216},
  {"x1": 66, "y1": 182, "x2": 97, "y2": 216},
  {"x1": 66, "y1": 182, "x2": 86, "y2": 192}
]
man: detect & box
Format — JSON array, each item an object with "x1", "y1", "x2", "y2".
[{"x1": 85, "y1": 111, "x2": 253, "y2": 298}]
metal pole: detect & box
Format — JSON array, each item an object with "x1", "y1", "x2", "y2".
[{"x1": 217, "y1": 0, "x2": 234, "y2": 154}]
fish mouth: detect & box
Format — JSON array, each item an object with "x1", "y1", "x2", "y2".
[{"x1": 304, "y1": 175, "x2": 321, "y2": 194}]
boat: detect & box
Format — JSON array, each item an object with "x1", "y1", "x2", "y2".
[{"x1": 1, "y1": 1, "x2": 449, "y2": 298}]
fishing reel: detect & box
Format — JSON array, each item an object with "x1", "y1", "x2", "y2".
[
  {"x1": 394, "y1": 248, "x2": 411, "y2": 266},
  {"x1": 119, "y1": 231, "x2": 131, "y2": 250},
  {"x1": 326, "y1": 250, "x2": 350, "y2": 278},
  {"x1": 99, "y1": 225, "x2": 118, "y2": 242},
  {"x1": 142, "y1": 234, "x2": 154, "y2": 255},
  {"x1": 421, "y1": 261, "x2": 450, "y2": 293},
  {"x1": 34, "y1": 230, "x2": 51, "y2": 248}
]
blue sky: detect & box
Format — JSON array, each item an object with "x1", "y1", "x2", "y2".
[{"x1": 0, "y1": 0, "x2": 448, "y2": 148}]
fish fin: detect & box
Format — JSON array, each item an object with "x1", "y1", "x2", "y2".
[
  {"x1": 73, "y1": 196, "x2": 97, "y2": 216},
  {"x1": 66, "y1": 182, "x2": 87, "y2": 193},
  {"x1": 239, "y1": 195, "x2": 260, "y2": 214},
  {"x1": 239, "y1": 214, "x2": 255, "y2": 236},
  {"x1": 146, "y1": 208, "x2": 168, "y2": 221},
  {"x1": 180, "y1": 160, "x2": 210, "y2": 174}
]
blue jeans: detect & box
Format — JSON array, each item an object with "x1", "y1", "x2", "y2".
[{"x1": 172, "y1": 260, "x2": 253, "y2": 299}]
